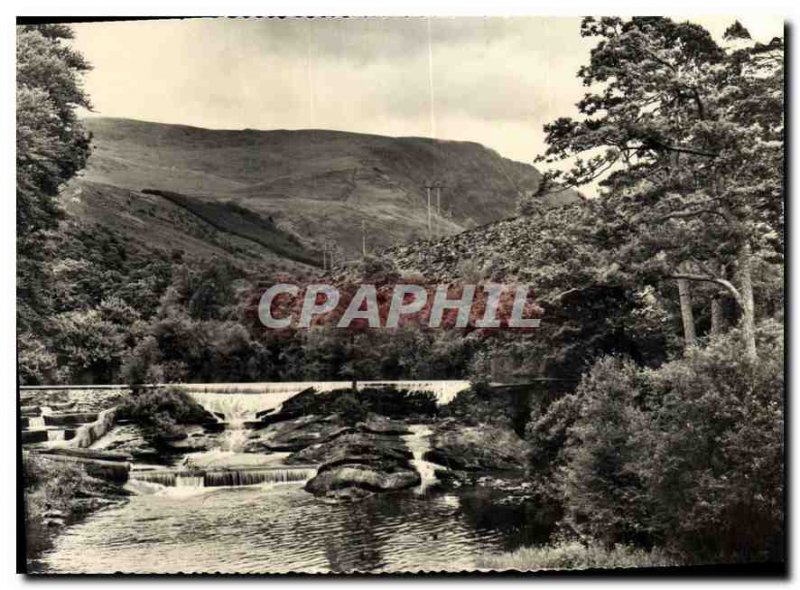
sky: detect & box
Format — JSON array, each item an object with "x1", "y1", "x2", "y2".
[{"x1": 71, "y1": 16, "x2": 784, "y2": 166}]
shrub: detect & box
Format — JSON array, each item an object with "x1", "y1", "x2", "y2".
[
  {"x1": 554, "y1": 322, "x2": 784, "y2": 564},
  {"x1": 559, "y1": 356, "x2": 652, "y2": 547},
  {"x1": 641, "y1": 323, "x2": 784, "y2": 563},
  {"x1": 278, "y1": 386, "x2": 438, "y2": 423},
  {"x1": 357, "y1": 387, "x2": 438, "y2": 419},
  {"x1": 441, "y1": 383, "x2": 520, "y2": 428},
  {"x1": 525, "y1": 391, "x2": 581, "y2": 477},
  {"x1": 117, "y1": 386, "x2": 211, "y2": 442},
  {"x1": 330, "y1": 392, "x2": 368, "y2": 425},
  {"x1": 477, "y1": 540, "x2": 674, "y2": 571}
]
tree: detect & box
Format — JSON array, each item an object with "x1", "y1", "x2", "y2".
[
  {"x1": 17, "y1": 24, "x2": 92, "y2": 332},
  {"x1": 531, "y1": 18, "x2": 783, "y2": 361}
]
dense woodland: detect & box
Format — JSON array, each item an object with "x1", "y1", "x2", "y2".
[{"x1": 17, "y1": 18, "x2": 784, "y2": 564}]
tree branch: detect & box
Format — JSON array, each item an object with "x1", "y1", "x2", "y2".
[{"x1": 669, "y1": 273, "x2": 744, "y2": 308}]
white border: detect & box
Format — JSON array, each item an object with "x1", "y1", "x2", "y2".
[{"x1": 2, "y1": 2, "x2": 794, "y2": 587}]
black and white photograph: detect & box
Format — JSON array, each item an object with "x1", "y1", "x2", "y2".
[{"x1": 14, "y1": 12, "x2": 785, "y2": 576}]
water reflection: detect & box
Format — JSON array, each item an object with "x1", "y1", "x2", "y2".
[{"x1": 35, "y1": 483, "x2": 558, "y2": 574}]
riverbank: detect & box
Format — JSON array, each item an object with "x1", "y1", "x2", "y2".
[
  {"x1": 23, "y1": 454, "x2": 130, "y2": 565},
  {"x1": 476, "y1": 541, "x2": 676, "y2": 571}
]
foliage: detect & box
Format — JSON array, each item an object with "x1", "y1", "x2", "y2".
[
  {"x1": 548, "y1": 322, "x2": 784, "y2": 563},
  {"x1": 442, "y1": 383, "x2": 545, "y2": 435},
  {"x1": 530, "y1": 17, "x2": 784, "y2": 359},
  {"x1": 23, "y1": 454, "x2": 127, "y2": 559},
  {"x1": 641, "y1": 320, "x2": 784, "y2": 562},
  {"x1": 525, "y1": 391, "x2": 581, "y2": 477},
  {"x1": 17, "y1": 24, "x2": 92, "y2": 334},
  {"x1": 559, "y1": 357, "x2": 652, "y2": 546},
  {"x1": 477, "y1": 540, "x2": 674, "y2": 571},
  {"x1": 116, "y1": 386, "x2": 211, "y2": 442},
  {"x1": 275, "y1": 386, "x2": 437, "y2": 423},
  {"x1": 329, "y1": 392, "x2": 368, "y2": 425}
]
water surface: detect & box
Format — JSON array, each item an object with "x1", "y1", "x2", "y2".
[{"x1": 35, "y1": 482, "x2": 555, "y2": 574}]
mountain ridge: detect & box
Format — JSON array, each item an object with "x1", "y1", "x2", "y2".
[{"x1": 66, "y1": 117, "x2": 579, "y2": 268}]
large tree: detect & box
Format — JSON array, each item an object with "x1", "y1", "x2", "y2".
[
  {"x1": 17, "y1": 24, "x2": 92, "y2": 332},
  {"x1": 529, "y1": 17, "x2": 783, "y2": 361}
]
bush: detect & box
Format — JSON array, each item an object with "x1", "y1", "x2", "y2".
[
  {"x1": 277, "y1": 386, "x2": 438, "y2": 423},
  {"x1": 525, "y1": 391, "x2": 581, "y2": 478},
  {"x1": 477, "y1": 540, "x2": 674, "y2": 571},
  {"x1": 554, "y1": 322, "x2": 785, "y2": 564},
  {"x1": 116, "y1": 386, "x2": 211, "y2": 442},
  {"x1": 330, "y1": 392, "x2": 368, "y2": 425},
  {"x1": 641, "y1": 323, "x2": 784, "y2": 563},
  {"x1": 559, "y1": 356, "x2": 652, "y2": 547},
  {"x1": 440, "y1": 383, "x2": 501, "y2": 426},
  {"x1": 357, "y1": 387, "x2": 438, "y2": 419}
]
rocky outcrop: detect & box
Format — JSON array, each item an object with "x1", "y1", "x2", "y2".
[
  {"x1": 244, "y1": 414, "x2": 351, "y2": 453},
  {"x1": 301, "y1": 426, "x2": 420, "y2": 501},
  {"x1": 358, "y1": 414, "x2": 410, "y2": 436},
  {"x1": 306, "y1": 465, "x2": 420, "y2": 501},
  {"x1": 425, "y1": 422, "x2": 532, "y2": 471}
]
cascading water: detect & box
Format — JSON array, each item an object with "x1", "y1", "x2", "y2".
[
  {"x1": 28, "y1": 406, "x2": 51, "y2": 430},
  {"x1": 191, "y1": 393, "x2": 277, "y2": 452},
  {"x1": 402, "y1": 425, "x2": 440, "y2": 493},
  {"x1": 129, "y1": 466, "x2": 317, "y2": 488},
  {"x1": 129, "y1": 471, "x2": 177, "y2": 487},
  {"x1": 47, "y1": 430, "x2": 65, "y2": 442},
  {"x1": 175, "y1": 474, "x2": 205, "y2": 488}
]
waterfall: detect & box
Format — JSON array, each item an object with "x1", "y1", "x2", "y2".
[
  {"x1": 176, "y1": 474, "x2": 205, "y2": 488},
  {"x1": 190, "y1": 393, "x2": 277, "y2": 452},
  {"x1": 130, "y1": 471, "x2": 177, "y2": 487},
  {"x1": 203, "y1": 467, "x2": 317, "y2": 487},
  {"x1": 403, "y1": 425, "x2": 439, "y2": 493},
  {"x1": 28, "y1": 406, "x2": 51, "y2": 430},
  {"x1": 47, "y1": 430, "x2": 65, "y2": 442},
  {"x1": 129, "y1": 466, "x2": 317, "y2": 488}
]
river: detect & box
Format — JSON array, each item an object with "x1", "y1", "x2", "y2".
[{"x1": 32, "y1": 481, "x2": 557, "y2": 574}]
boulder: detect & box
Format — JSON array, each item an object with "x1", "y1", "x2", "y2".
[
  {"x1": 163, "y1": 426, "x2": 214, "y2": 452},
  {"x1": 305, "y1": 464, "x2": 420, "y2": 497},
  {"x1": 301, "y1": 427, "x2": 420, "y2": 501},
  {"x1": 358, "y1": 413, "x2": 410, "y2": 435},
  {"x1": 244, "y1": 414, "x2": 349, "y2": 453},
  {"x1": 425, "y1": 423, "x2": 532, "y2": 471}
]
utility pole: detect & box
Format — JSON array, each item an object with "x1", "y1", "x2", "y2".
[
  {"x1": 424, "y1": 183, "x2": 434, "y2": 237},
  {"x1": 435, "y1": 184, "x2": 443, "y2": 238},
  {"x1": 361, "y1": 220, "x2": 367, "y2": 257}
]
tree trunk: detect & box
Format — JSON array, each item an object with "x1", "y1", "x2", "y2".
[
  {"x1": 710, "y1": 264, "x2": 726, "y2": 337},
  {"x1": 710, "y1": 297, "x2": 725, "y2": 337},
  {"x1": 677, "y1": 275, "x2": 696, "y2": 350},
  {"x1": 737, "y1": 242, "x2": 758, "y2": 361}
]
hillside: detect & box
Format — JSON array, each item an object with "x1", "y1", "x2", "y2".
[
  {"x1": 383, "y1": 200, "x2": 593, "y2": 299},
  {"x1": 71, "y1": 117, "x2": 579, "y2": 261}
]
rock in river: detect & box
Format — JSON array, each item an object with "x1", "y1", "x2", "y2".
[
  {"x1": 302, "y1": 427, "x2": 420, "y2": 501},
  {"x1": 424, "y1": 422, "x2": 532, "y2": 471}
]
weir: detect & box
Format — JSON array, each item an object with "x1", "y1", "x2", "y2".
[{"x1": 129, "y1": 465, "x2": 319, "y2": 488}]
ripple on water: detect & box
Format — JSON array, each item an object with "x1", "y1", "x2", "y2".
[{"x1": 36, "y1": 483, "x2": 543, "y2": 574}]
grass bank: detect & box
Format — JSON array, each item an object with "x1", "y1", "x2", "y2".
[
  {"x1": 23, "y1": 454, "x2": 130, "y2": 567},
  {"x1": 477, "y1": 541, "x2": 676, "y2": 571}
]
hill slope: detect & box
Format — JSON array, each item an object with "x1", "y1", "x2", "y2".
[{"x1": 74, "y1": 117, "x2": 578, "y2": 260}]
